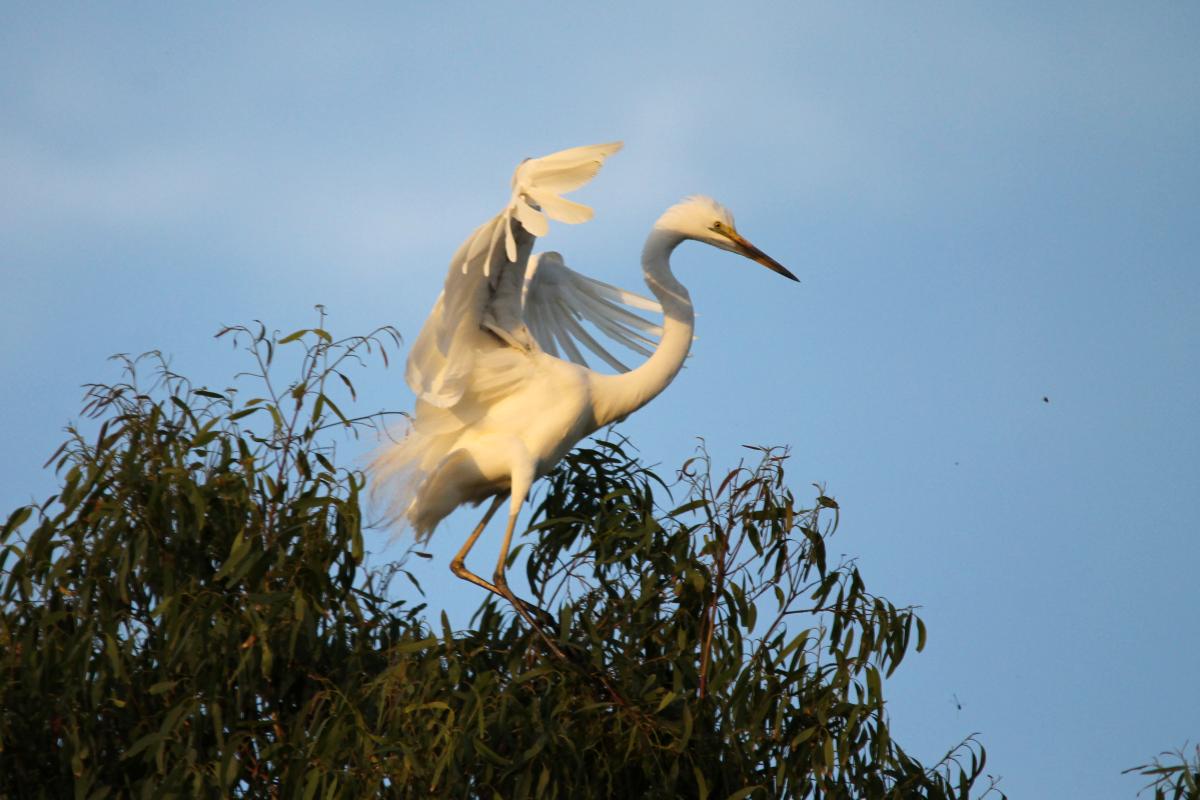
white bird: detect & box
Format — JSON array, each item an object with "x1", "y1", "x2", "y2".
[{"x1": 372, "y1": 142, "x2": 796, "y2": 633}]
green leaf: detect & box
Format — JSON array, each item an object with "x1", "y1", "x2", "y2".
[
  {"x1": 669, "y1": 498, "x2": 708, "y2": 516},
  {"x1": 3, "y1": 506, "x2": 32, "y2": 536},
  {"x1": 214, "y1": 530, "x2": 251, "y2": 580},
  {"x1": 323, "y1": 394, "x2": 351, "y2": 426},
  {"x1": 220, "y1": 745, "x2": 240, "y2": 788},
  {"x1": 303, "y1": 769, "x2": 321, "y2": 800},
  {"x1": 278, "y1": 329, "x2": 307, "y2": 344},
  {"x1": 474, "y1": 738, "x2": 511, "y2": 766},
  {"x1": 866, "y1": 667, "x2": 882, "y2": 704},
  {"x1": 335, "y1": 370, "x2": 357, "y2": 401},
  {"x1": 392, "y1": 636, "x2": 439, "y2": 655},
  {"x1": 191, "y1": 430, "x2": 218, "y2": 448},
  {"x1": 260, "y1": 640, "x2": 273, "y2": 677}
]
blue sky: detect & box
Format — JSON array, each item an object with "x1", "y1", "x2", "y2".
[{"x1": 3, "y1": 4, "x2": 1197, "y2": 796}]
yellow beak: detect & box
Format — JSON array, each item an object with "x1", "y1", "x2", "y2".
[{"x1": 726, "y1": 230, "x2": 799, "y2": 282}]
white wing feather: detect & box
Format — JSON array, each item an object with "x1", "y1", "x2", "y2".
[
  {"x1": 376, "y1": 141, "x2": 666, "y2": 535},
  {"x1": 521, "y1": 252, "x2": 662, "y2": 372},
  {"x1": 405, "y1": 142, "x2": 623, "y2": 408}
]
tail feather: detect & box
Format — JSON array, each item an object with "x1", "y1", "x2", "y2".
[{"x1": 369, "y1": 422, "x2": 454, "y2": 537}]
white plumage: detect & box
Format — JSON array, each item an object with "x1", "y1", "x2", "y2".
[{"x1": 372, "y1": 142, "x2": 796, "y2": 634}]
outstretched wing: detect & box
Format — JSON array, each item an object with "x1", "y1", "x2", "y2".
[
  {"x1": 522, "y1": 252, "x2": 661, "y2": 372},
  {"x1": 405, "y1": 142, "x2": 623, "y2": 408}
]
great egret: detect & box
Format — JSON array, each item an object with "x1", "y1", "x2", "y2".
[{"x1": 373, "y1": 142, "x2": 795, "y2": 635}]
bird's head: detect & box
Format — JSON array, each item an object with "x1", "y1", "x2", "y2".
[{"x1": 655, "y1": 195, "x2": 798, "y2": 281}]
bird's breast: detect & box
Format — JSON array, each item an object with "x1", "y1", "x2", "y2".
[{"x1": 485, "y1": 355, "x2": 598, "y2": 471}]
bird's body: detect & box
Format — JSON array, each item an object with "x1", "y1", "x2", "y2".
[
  {"x1": 372, "y1": 142, "x2": 795, "y2": 633},
  {"x1": 398, "y1": 345, "x2": 598, "y2": 533}
]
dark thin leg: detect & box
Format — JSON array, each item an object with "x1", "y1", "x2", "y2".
[
  {"x1": 449, "y1": 494, "x2": 555, "y2": 627},
  {"x1": 493, "y1": 510, "x2": 629, "y2": 706},
  {"x1": 493, "y1": 508, "x2": 569, "y2": 660},
  {"x1": 449, "y1": 495, "x2": 505, "y2": 595},
  {"x1": 465, "y1": 491, "x2": 628, "y2": 706}
]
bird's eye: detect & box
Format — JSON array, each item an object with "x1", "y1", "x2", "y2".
[{"x1": 712, "y1": 221, "x2": 723, "y2": 230}]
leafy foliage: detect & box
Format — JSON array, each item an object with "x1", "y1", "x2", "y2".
[
  {"x1": 1, "y1": 317, "x2": 1004, "y2": 798},
  {"x1": 1126, "y1": 745, "x2": 1200, "y2": 800}
]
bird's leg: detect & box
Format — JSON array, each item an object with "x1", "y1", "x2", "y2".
[
  {"x1": 449, "y1": 495, "x2": 506, "y2": 596},
  {"x1": 475, "y1": 454, "x2": 628, "y2": 703},
  {"x1": 449, "y1": 493, "x2": 555, "y2": 628},
  {"x1": 493, "y1": 506, "x2": 630, "y2": 707},
  {"x1": 493, "y1": 506, "x2": 569, "y2": 660}
]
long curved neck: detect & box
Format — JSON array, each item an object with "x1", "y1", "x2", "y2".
[{"x1": 593, "y1": 228, "x2": 695, "y2": 427}]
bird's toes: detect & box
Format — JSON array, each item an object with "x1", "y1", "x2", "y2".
[{"x1": 520, "y1": 600, "x2": 557, "y2": 629}]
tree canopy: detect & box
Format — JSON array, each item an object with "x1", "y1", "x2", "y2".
[{"x1": 0, "y1": 317, "x2": 1014, "y2": 798}]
